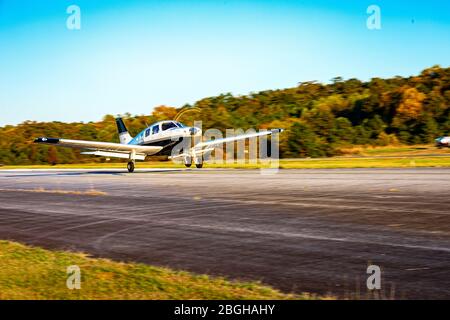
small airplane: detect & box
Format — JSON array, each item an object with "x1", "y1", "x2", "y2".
[
  {"x1": 435, "y1": 136, "x2": 450, "y2": 148},
  {"x1": 34, "y1": 117, "x2": 283, "y2": 172}
]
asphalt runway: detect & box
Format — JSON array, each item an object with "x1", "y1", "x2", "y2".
[{"x1": 0, "y1": 168, "x2": 449, "y2": 299}]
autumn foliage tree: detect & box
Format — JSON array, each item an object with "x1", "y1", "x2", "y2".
[
  {"x1": 152, "y1": 105, "x2": 178, "y2": 121},
  {"x1": 0, "y1": 66, "x2": 449, "y2": 164},
  {"x1": 396, "y1": 87, "x2": 426, "y2": 120}
]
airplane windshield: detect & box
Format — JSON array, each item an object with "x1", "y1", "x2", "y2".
[{"x1": 162, "y1": 122, "x2": 178, "y2": 131}]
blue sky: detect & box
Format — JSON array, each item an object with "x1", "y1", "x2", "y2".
[{"x1": 0, "y1": 0, "x2": 449, "y2": 126}]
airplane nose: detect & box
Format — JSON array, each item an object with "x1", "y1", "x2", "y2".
[{"x1": 189, "y1": 127, "x2": 201, "y2": 135}]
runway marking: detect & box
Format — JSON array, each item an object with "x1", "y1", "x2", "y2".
[
  {"x1": 173, "y1": 223, "x2": 450, "y2": 253},
  {"x1": 0, "y1": 188, "x2": 107, "y2": 196},
  {"x1": 20, "y1": 202, "x2": 244, "y2": 239},
  {"x1": 194, "y1": 197, "x2": 450, "y2": 216},
  {"x1": 405, "y1": 267, "x2": 431, "y2": 271}
]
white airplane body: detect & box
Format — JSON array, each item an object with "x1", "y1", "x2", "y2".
[
  {"x1": 34, "y1": 118, "x2": 282, "y2": 172},
  {"x1": 436, "y1": 136, "x2": 450, "y2": 148}
]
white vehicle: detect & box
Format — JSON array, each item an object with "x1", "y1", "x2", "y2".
[
  {"x1": 435, "y1": 136, "x2": 450, "y2": 148},
  {"x1": 34, "y1": 117, "x2": 282, "y2": 172}
]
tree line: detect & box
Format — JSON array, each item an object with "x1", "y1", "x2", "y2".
[{"x1": 1, "y1": 66, "x2": 449, "y2": 165}]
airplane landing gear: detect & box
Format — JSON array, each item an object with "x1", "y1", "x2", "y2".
[
  {"x1": 127, "y1": 161, "x2": 135, "y2": 173},
  {"x1": 184, "y1": 156, "x2": 192, "y2": 168},
  {"x1": 194, "y1": 156, "x2": 203, "y2": 169}
]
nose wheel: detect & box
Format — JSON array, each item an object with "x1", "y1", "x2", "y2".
[{"x1": 127, "y1": 161, "x2": 135, "y2": 173}]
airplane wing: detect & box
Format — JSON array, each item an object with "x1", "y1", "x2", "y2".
[
  {"x1": 34, "y1": 137, "x2": 163, "y2": 160},
  {"x1": 193, "y1": 129, "x2": 283, "y2": 150},
  {"x1": 169, "y1": 129, "x2": 284, "y2": 160}
]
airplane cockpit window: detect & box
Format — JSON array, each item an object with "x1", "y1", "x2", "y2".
[
  {"x1": 145, "y1": 129, "x2": 151, "y2": 137},
  {"x1": 161, "y1": 122, "x2": 178, "y2": 131},
  {"x1": 175, "y1": 122, "x2": 185, "y2": 128},
  {"x1": 152, "y1": 125, "x2": 159, "y2": 134}
]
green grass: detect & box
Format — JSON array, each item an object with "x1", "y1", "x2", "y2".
[
  {"x1": 1, "y1": 155, "x2": 450, "y2": 170},
  {"x1": 340, "y1": 144, "x2": 450, "y2": 157},
  {"x1": 0, "y1": 241, "x2": 317, "y2": 300},
  {"x1": 278, "y1": 156, "x2": 450, "y2": 169},
  {"x1": 363, "y1": 147, "x2": 420, "y2": 155}
]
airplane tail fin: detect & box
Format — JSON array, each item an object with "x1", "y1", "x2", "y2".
[{"x1": 115, "y1": 117, "x2": 133, "y2": 144}]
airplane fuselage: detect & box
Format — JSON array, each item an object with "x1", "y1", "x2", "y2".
[
  {"x1": 435, "y1": 136, "x2": 450, "y2": 147},
  {"x1": 128, "y1": 120, "x2": 199, "y2": 156}
]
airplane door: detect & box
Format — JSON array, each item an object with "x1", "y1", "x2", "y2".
[{"x1": 146, "y1": 124, "x2": 162, "y2": 143}]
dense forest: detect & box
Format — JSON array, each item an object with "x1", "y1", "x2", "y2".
[{"x1": 1, "y1": 65, "x2": 449, "y2": 165}]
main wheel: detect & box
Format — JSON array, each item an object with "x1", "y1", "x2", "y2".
[
  {"x1": 195, "y1": 163, "x2": 203, "y2": 169},
  {"x1": 185, "y1": 163, "x2": 192, "y2": 168},
  {"x1": 127, "y1": 161, "x2": 135, "y2": 173}
]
